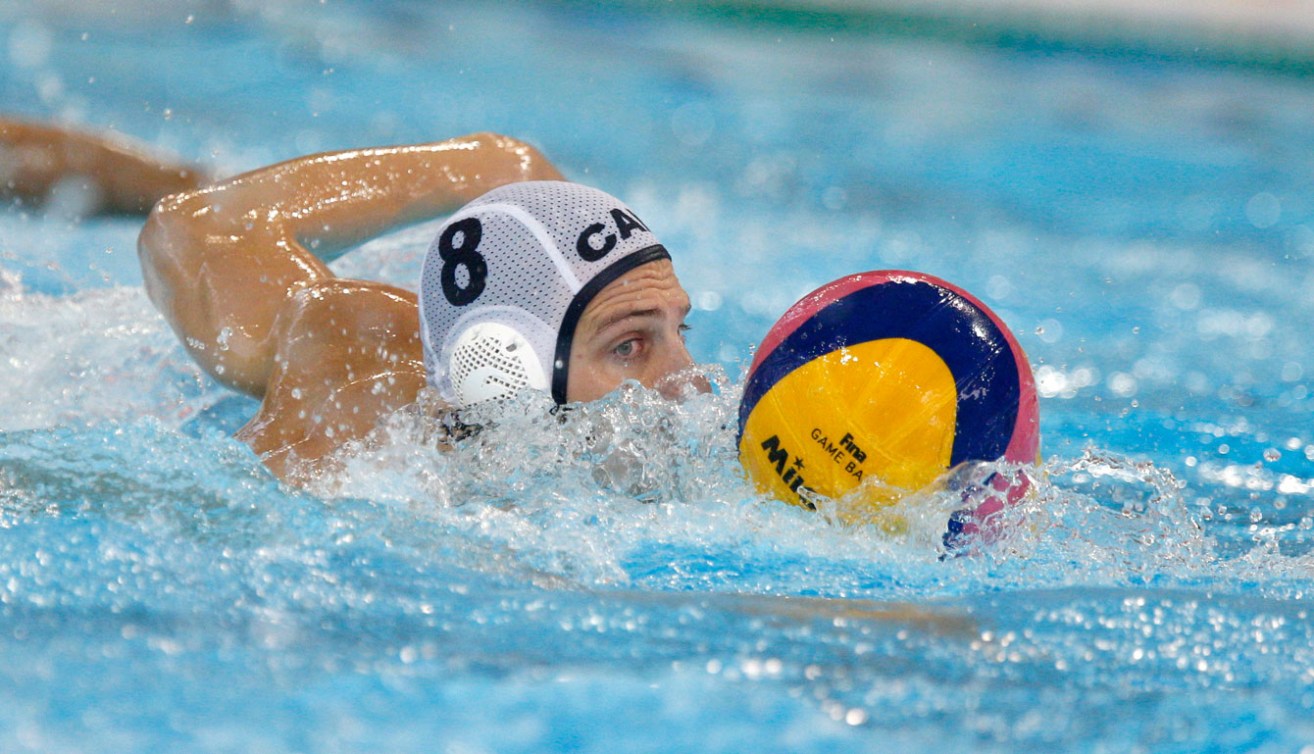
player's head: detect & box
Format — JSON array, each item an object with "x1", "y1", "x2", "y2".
[{"x1": 418, "y1": 181, "x2": 699, "y2": 408}]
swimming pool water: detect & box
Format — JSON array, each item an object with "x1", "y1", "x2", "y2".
[{"x1": 2, "y1": 1, "x2": 1313, "y2": 751}]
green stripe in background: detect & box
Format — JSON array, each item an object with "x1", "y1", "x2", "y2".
[{"x1": 565, "y1": 0, "x2": 1314, "y2": 77}]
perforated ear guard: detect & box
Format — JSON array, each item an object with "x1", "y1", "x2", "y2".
[{"x1": 447, "y1": 322, "x2": 549, "y2": 406}]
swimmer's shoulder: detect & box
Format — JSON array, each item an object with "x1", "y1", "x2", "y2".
[{"x1": 238, "y1": 278, "x2": 427, "y2": 480}]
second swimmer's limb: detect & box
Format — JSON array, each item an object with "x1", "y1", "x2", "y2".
[
  {"x1": 138, "y1": 132, "x2": 563, "y2": 398},
  {"x1": 0, "y1": 118, "x2": 206, "y2": 215}
]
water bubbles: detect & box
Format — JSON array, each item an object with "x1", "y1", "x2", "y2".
[
  {"x1": 1168, "y1": 283, "x2": 1202, "y2": 311},
  {"x1": 1245, "y1": 192, "x2": 1282, "y2": 229},
  {"x1": 1263, "y1": 448, "x2": 1281, "y2": 463},
  {"x1": 0, "y1": 268, "x2": 23, "y2": 299},
  {"x1": 1035, "y1": 364, "x2": 1098, "y2": 399},
  {"x1": 8, "y1": 20, "x2": 52, "y2": 69},
  {"x1": 1035, "y1": 318, "x2": 1063, "y2": 344},
  {"x1": 985, "y1": 274, "x2": 1013, "y2": 301},
  {"x1": 881, "y1": 230, "x2": 922, "y2": 265},
  {"x1": 1194, "y1": 309, "x2": 1275, "y2": 346},
  {"x1": 1108, "y1": 372, "x2": 1138, "y2": 398},
  {"x1": 1035, "y1": 366, "x2": 1067, "y2": 398},
  {"x1": 695, "y1": 290, "x2": 722, "y2": 311}
]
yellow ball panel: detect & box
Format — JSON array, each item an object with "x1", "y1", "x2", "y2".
[{"x1": 739, "y1": 338, "x2": 958, "y2": 510}]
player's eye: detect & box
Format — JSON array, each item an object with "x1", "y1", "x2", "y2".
[{"x1": 614, "y1": 339, "x2": 638, "y2": 359}]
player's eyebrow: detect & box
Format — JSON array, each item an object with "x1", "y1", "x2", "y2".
[
  {"x1": 596, "y1": 307, "x2": 661, "y2": 332},
  {"x1": 595, "y1": 303, "x2": 692, "y2": 333}
]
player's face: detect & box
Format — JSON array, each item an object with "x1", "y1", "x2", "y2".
[{"x1": 567, "y1": 259, "x2": 706, "y2": 403}]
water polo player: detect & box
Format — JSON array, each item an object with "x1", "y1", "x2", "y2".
[{"x1": 136, "y1": 133, "x2": 701, "y2": 483}]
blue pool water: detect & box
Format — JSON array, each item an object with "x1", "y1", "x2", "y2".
[{"x1": 2, "y1": 1, "x2": 1314, "y2": 751}]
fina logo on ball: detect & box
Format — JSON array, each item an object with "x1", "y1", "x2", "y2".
[{"x1": 815, "y1": 428, "x2": 868, "y2": 474}]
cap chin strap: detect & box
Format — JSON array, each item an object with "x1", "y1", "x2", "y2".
[{"x1": 550, "y1": 244, "x2": 671, "y2": 405}]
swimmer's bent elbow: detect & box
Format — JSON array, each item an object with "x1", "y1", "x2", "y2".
[
  {"x1": 138, "y1": 196, "x2": 180, "y2": 320},
  {"x1": 136, "y1": 189, "x2": 276, "y2": 395},
  {"x1": 137, "y1": 190, "x2": 207, "y2": 322},
  {"x1": 463, "y1": 132, "x2": 564, "y2": 184}
]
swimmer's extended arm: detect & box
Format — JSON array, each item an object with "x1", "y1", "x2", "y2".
[
  {"x1": 0, "y1": 118, "x2": 205, "y2": 214},
  {"x1": 138, "y1": 132, "x2": 562, "y2": 398}
]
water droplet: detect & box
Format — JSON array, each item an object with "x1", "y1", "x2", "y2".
[
  {"x1": 9, "y1": 21, "x2": 53, "y2": 69},
  {"x1": 1246, "y1": 191, "x2": 1281, "y2": 229},
  {"x1": 1263, "y1": 448, "x2": 1280, "y2": 463}
]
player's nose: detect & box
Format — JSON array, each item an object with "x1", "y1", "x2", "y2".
[{"x1": 654, "y1": 338, "x2": 710, "y2": 401}]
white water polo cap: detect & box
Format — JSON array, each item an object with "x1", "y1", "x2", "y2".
[{"x1": 418, "y1": 180, "x2": 670, "y2": 407}]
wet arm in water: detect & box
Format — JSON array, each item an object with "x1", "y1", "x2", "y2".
[
  {"x1": 138, "y1": 133, "x2": 563, "y2": 481},
  {"x1": 0, "y1": 118, "x2": 206, "y2": 215},
  {"x1": 137, "y1": 132, "x2": 563, "y2": 397}
]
